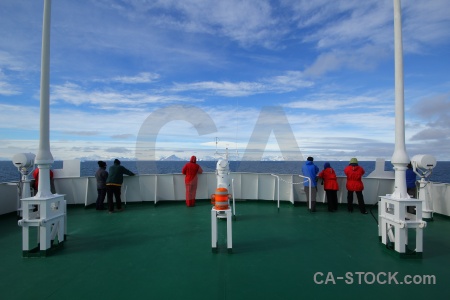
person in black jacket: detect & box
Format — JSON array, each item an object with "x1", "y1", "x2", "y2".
[{"x1": 106, "y1": 159, "x2": 135, "y2": 213}]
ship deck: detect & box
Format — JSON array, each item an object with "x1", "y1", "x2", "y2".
[{"x1": 1, "y1": 201, "x2": 449, "y2": 300}]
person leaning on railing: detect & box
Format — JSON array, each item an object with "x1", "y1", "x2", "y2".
[
  {"x1": 344, "y1": 158, "x2": 368, "y2": 214},
  {"x1": 318, "y1": 162, "x2": 339, "y2": 212},
  {"x1": 302, "y1": 156, "x2": 319, "y2": 212},
  {"x1": 182, "y1": 155, "x2": 203, "y2": 207},
  {"x1": 106, "y1": 159, "x2": 135, "y2": 213}
]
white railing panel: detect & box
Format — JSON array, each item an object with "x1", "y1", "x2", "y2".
[
  {"x1": 204, "y1": 173, "x2": 216, "y2": 199},
  {"x1": 86, "y1": 177, "x2": 98, "y2": 206},
  {"x1": 230, "y1": 173, "x2": 242, "y2": 199},
  {"x1": 173, "y1": 174, "x2": 185, "y2": 201},
  {"x1": 257, "y1": 174, "x2": 276, "y2": 201},
  {"x1": 241, "y1": 173, "x2": 259, "y2": 200},
  {"x1": 430, "y1": 182, "x2": 450, "y2": 216},
  {"x1": 278, "y1": 175, "x2": 295, "y2": 204},
  {"x1": 1, "y1": 174, "x2": 448, "y2": 217},
  {"x1": 0, "y1": 183, "x2": 18, "y2": 215},
  {"x1": 156, "y1": 174, "x2": 176, "y2": 202},
  {"x1": 363, "y1": 177, "x2": 395, "y2": 205},
  {"x1": 195, "y1": 173, "x2": 214, "y2": 200},
  {"x1": 53, "y1": 177, "x2": 87, "y2": 205},
  {"x1": 138, "y1": 175, "x2": 157, "y2": 202},
  {"x1": 122, "y1": 176, "x2": 141, "y2": 202}
]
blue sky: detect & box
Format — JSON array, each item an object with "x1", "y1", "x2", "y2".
[{"x1": 1, "y1": 0, "x2": 449, "y2": 162}]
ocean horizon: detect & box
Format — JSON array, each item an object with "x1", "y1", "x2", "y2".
[{"x1": 2, "y1": 160, "x2": 450, "y2": 184}]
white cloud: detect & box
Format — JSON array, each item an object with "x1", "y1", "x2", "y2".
[
  {"x1": 112, "y1": 134, "x2": 135, "y2": 140},
  {"x1": 0, "y1": 53, "x2": 27, "y2": 95},
  {"x1": 1, "y1": 0, "x2": 449, "y2": 162},
  {"x1": 410, "y1": 128, "x2": 448, "y2": 141},
  {"x1": 172, "y1": 71, "x2": 313, "y2": 97},
  {"x1": 411, "y1": 93, "x2": 450, "y2": 119},
  {"x1": 403, "y1": 0, "x2": 450, "y2": 52},
  {"x1": 408, "y1": 92, "x2": 450, "y2": 142},
  {"x1": 0, "y1": 79, "x2": 21, "y2": 96},
  {"x1": 110, "y1": 72, "x2": 160, "y2": 84},
  {"x1": 0, "y1": 51, "x2": 27, "y2": 72},
  {"x1": 303, "y1": 1, "x2": 391, "y2": 50},
  {"x1": 0, "y1": 100, "x2": 447, "y2": 161},
  {"x1": 51, "y1": 82, "x2": 199, "y2": 109},
  {"x1": 105, "y1": 0, "x2": 283, "y2": 48},
  {"x1": 285, "y1": 93, "x2": 388, "y2": 110},
  {"x1": 304, "y1": 44, "x2": 390, "y2": 77}
]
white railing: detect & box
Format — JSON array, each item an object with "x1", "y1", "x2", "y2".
[
  {"x1": 271, "y1": 174, "x2": 302, "y2": 210},
  {"x1": 2, "y1": 173, "x2": 449, "y2": 217},
  {"x1": 298, "y1": 175, "x2": 312, "y2": 210}
]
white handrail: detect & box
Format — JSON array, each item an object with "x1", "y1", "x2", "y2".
[
  {"x1": 270, "y1": 174, "x2": 281, "y2": 210},
  {"x1": 123, "y1": 185, "x2": 128, "y2": 205},
  {"x1": 298, "y1": 175, "x2": 312, "y2": 210},
  {"x1": 271, "y1": 174, "x2": 309, "y2": 210},
  {"x1": 231, "y1": 178, "x2": 236, "y2": 217}
]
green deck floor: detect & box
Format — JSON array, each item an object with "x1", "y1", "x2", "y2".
[{"x1": 1, "y1": 201, "x2": 449, "y2": 300}]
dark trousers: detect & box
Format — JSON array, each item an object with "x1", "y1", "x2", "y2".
[
  {"x1": 407, "y1": 187, "x2": 417, "y2": 214},
  {"x1": 325, "y1": 190, "x2": 338, "y2": 211},
  {"x1": 347, "y1": 191, "x2": 367, "y2": 213},
  {"x1": 107, "y1": 185, "x2": 122, "y2": 212},
  {"x1": 304, "y1": 186, "x2": 317, "y2": 211},
  {"x1": 96, "y1": 188, "x2": 107, "y2": 209}
]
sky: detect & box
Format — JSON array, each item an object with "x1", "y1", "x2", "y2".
[{"x1": 1, "y1": 0, "x2": 449, "y2": 163}]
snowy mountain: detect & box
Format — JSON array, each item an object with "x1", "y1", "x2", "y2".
[{"x1": 159, "y1": 155, "x2": 185, "y2": 161}]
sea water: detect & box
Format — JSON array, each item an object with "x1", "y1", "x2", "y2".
[{"x1": 1, "y1": 160, "x2": 449, "y2": 184}]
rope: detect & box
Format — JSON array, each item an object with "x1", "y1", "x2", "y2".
[{"x1": 271, "y1": 174, "x2": 304, "y2": 185}]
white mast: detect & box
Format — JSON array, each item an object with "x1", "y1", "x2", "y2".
[
  {"x1": 34, "y1": 0, "x2": 54, "y2": 198},
  {"x1": 390, "y1": 0, "x2": 409, "y2": 199}
]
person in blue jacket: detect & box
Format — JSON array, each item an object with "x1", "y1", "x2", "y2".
[
  {"x1": 406, "y1": 163, "x2": 417, "y2": 198},
  {"x1": 406, "y1": 162, "x2": 418, "y2": 213},
  {"x1": 302, "y1": 156, "x2": 319, "y2": 212}
]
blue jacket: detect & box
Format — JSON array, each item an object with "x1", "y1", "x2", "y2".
[
  {"x1": 302, "y1": 161, "x2": 319, "y2": 187},
  {"x1": 406, "y1": 168, "x2": 417, "y2": 189}
]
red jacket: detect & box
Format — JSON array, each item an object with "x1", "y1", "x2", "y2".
[
  {"x1": 32, "y1": 168, "x2": 54, "y2": 190},
  {"x1": 182, "y1": 156, "x2": 203, "y2": 184},
  {"x1": 318, "y1": 168, "x2": 339, "y2": 191},
  {"x1": 344, "y1": 165, "x2": 365, "y2": 191}
]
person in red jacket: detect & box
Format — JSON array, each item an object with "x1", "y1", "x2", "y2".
[
  {"x1": 344, "y1": 158, "x2": 368, "y2": 214},
  {"x1": 182, "y1": 156, "x2": 203, "y2": 207},
  {"x1": 318, "y1": 162, "x2": 339, "y2": 212},
  {"x1": 32, "y1": 168, "x2": 55, "y2": 195}
]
